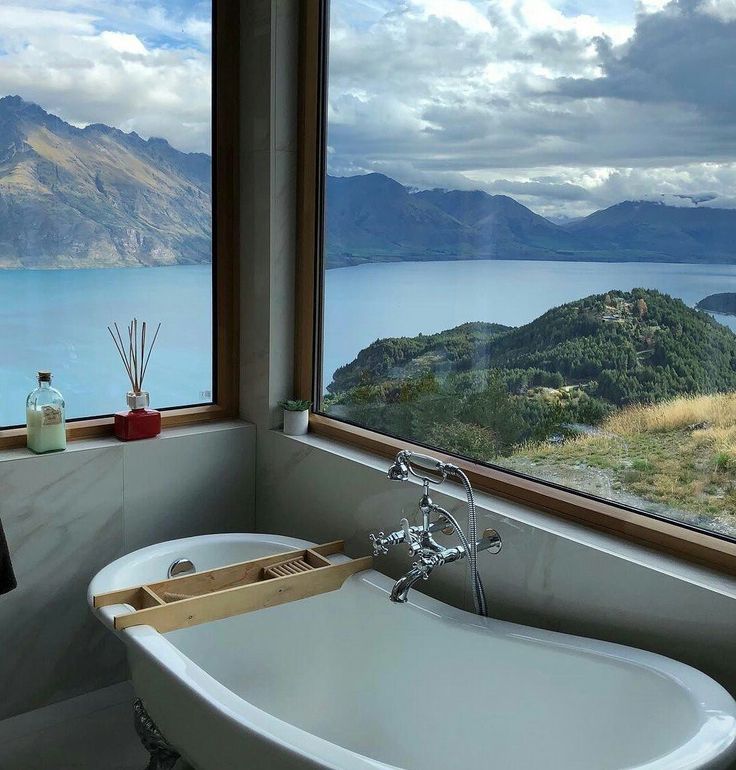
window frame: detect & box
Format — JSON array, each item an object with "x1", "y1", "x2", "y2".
[
  {"x1": 295, "y1": 0, "x2": 736, "y2": 575},
  {"x1": 0, "y1": 0, "x2": 240, "y2": 449}
]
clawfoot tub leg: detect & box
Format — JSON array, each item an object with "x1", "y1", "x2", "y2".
[{"x1": 133, "y1": 698, "x2": 182, "y2": 770}]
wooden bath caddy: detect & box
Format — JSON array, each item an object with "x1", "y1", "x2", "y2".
[{"x1": 93, "y1": 541, "x2": 372, "y2": 633}]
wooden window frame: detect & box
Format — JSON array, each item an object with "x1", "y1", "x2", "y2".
[
  {"x1": 295, "y1": 0, "x2": 736, "y2": 575},
  {"x1": 0, "y1": 0, "x2": 239, "y2": 450}
]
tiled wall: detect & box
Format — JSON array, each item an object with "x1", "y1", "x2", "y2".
[
  {"x1": 244, "y1": 0, "x2": 736, "y2": 711},
  {"x1": 256, "y1": 429, "x2": 736, "y2": 700},
  {"x1": 0, "y1": 421, "x2": 255, "y2": 720}
]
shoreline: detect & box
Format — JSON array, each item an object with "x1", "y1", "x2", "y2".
[
  {"x1": 0, "y1": 263, "x2": 212, "y2": 274},
  {"x1": 325, "y1": 255, "x2": 736, "y2": 271}
]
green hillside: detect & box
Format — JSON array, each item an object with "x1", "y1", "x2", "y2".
[
  {"x1": 326, "y1": 289, "x2": 736, "y2": 457},
  {"x1": 325, "y1": 289, "x2": 736, "y2": 534}
]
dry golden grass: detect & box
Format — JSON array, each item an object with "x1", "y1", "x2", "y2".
[
  {"x1": 604, "y1": 393, "x2": 736, "y2": 436},
  {"x1": 507, "y1": 392, "x2": 736, "y2": 536},
  {"x1": 691, "y1": 425, "x2": 736, "y2": 467},
  {"x1": 692, "y1": 424, "x2": 736, "y2": 446},
  {"x1": 517, "y1": 432, "x2": 622, "y2": 459}
]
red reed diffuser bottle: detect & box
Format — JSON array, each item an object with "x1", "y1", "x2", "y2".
[{"x1": 108, "y1": 319, "x2": 162, "y2": 441}]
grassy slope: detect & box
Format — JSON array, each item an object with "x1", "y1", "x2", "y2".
[
  {"x1": 327, "y1": 294, "x2": 736, "y2": 537},
  {"x1": 504, "y1": 393, "x2": 736, "y2": 536}
]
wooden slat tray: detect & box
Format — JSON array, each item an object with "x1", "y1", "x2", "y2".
[{"x1": 93, "y1": 540, "x2": 372, "y2": 633}]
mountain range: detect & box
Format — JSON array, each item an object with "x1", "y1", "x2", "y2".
[
  {"x1": 326, "y1": 173, "x2": 736, "y2": 269},
  {"x1": 2, "y1": 96, "x2": 735, "y2": 270},
  {"x1": 0, "y1": 96, "x2": 211, "y2": 269}
]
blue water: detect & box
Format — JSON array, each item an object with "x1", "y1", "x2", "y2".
[
  {"x1": 0, "y1": 265, "x2": 212, "y2": 427},
  {"x1": 3, "y1": 260, "x2": 735, "y2": 428},
  {"x1": 323, "y1": 260, "x2": 736, "y2": 388}
]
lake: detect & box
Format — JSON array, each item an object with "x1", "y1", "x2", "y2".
[
  {"x1": 323, "y1": 259, "x2": 736, "y2": 388},
  {"x1": 0, "y1": 265, "x2": 212, "y2": 427},
  {"x1": 2, "y1": 260, "x2": 735, "y2": 428}
]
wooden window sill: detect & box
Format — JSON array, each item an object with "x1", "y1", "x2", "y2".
[
  {"x1": 0, "y1": 405, "x2": 241, "y2": 452},
  {"x1": 306, "y1": 413, "x2": 736, "y2": 577}
]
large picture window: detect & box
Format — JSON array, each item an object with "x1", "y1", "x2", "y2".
[
  {"x1": 315, "y1": 0, "x2": 736, "y2": 543},
  {"x1": 0, "y1": 1, "x2": 222, "y2": 430}
]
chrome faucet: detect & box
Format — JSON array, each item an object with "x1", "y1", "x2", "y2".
[{"x1": 370, "y1": 450, "x2": 502, "y2": 612}]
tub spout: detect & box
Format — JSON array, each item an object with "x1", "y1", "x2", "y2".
[{"x1": 390, "y1": 564, "x2": 430, "y2": 603}]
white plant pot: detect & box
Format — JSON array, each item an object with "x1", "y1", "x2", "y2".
[{"x1": 283, "y1": 409, "x2": 309, "y2": 436}]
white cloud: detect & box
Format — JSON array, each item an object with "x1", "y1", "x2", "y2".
[
  {"x1": 415, "y1": 0, "x2": 495, "y2": 32},
  {"x1": 98, "y1": 31, "x2": 148, "y2": 55},
  {"x1": 327, "y1": 0, "x2": 736, "y2": 217},
  {"x1": 698, "y1": 0, "x2": 736, "y2": 21},
  {"x1": 638, "y1": 0, "x2": 671, "y2": 14},
  {"x1": 0, "y1": 3, "x2": 212, "y2": 154},
  {"x1": 0, "y1": 6, "x2": 95, "y2": 34}
]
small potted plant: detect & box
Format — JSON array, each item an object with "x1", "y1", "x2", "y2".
[{"x1": 279, "y1": 399, "x2": 311, "y2": 436}]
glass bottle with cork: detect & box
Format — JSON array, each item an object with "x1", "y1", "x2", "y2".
[{"x1": 26, "y1": 371, "x2": 67, "y2": 453}]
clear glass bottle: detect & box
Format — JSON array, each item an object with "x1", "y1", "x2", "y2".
[{"x1": 26, "y1": 371, "x2": 67, "y2": 454}]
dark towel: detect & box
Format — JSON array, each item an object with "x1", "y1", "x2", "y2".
[{"x1": 0, "y1": 518, "x2": 16, "y2": 594}]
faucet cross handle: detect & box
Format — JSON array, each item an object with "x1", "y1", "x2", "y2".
[
  {"x1": 369, "y1": 531, "x2": 389, "y2": 556},
  {"x1": 411, "y1": 560, "x2": 432, "y2": 580}
]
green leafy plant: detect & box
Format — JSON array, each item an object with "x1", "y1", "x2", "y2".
[
  {"x1": 714, "y1": 451, "x2": 734, "y2": 473},
  {"x1": 279, "y1": 399, "x2": 312, "y2": 412}
]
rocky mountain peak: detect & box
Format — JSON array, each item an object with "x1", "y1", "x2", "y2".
[{"x1": 0, "y1": 97, "x2": 212, "y2": 269}]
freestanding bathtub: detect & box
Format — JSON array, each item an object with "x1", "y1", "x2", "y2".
[{"x1": 89, "y1": 533, "x2": 736, "y2": 770}]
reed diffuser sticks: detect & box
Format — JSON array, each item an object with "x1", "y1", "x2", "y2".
[{"x1": 107, "y1": 319, "x2": 161, "y2": 394}]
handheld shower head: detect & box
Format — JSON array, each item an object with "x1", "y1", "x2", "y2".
[{"x1": 387, "y1": 449, "x2": 453, "y2": 485}]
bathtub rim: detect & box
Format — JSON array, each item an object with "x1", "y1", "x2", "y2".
[{"x1": 88, "y1": 532, "x2": 736, "y2": 770}]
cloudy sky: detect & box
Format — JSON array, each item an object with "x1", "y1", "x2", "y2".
[
  {"x1": 327, "y1": 0, "x2": 736, "y2": 217},
  {"x1": 0, "y1": 0, "x2": 211, "y2": 154}
]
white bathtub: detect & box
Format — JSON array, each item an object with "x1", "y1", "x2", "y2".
[{"x1": 89, "y1": 533, "x2": 736, "y2": 770}]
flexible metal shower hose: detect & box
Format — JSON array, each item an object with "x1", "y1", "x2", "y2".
[{"x1": 434, "y1": 476, "x2": 488, "y2": 617}]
